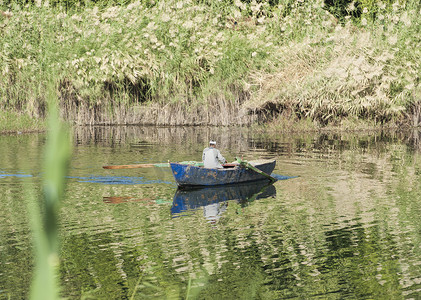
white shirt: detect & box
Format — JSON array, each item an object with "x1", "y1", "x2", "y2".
[{"x1": 202, "y1": 147, "x2": 226, "y2": 169}]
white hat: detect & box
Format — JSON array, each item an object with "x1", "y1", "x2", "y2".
[{"x1": 209, "y1": 140, "x2": 216, "y2": 145}]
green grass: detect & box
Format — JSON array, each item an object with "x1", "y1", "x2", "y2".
[
  {"x1": 0, "y1": 0, "x2": 420, "y2": 128},
  {"x1": 0, "y1": 110, "x2": 46, "y2": 133}
]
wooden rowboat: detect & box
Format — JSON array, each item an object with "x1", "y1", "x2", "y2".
[{"x1": 169, "y1": 159, "x2": 276, "y2": 187}]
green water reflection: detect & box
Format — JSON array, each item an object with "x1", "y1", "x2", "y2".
[{"x1": 1, "y1": 127, "x2": 421, "y2": 299}]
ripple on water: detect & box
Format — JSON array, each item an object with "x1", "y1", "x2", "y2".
[{"x1": 67, "y1": 175, "x2": 174, "y2": 185}]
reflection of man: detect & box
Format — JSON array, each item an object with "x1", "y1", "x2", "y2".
[
  {"x1": 203, "y1": 202, "x2": 228, "y2": 224},
  {"x1": 202, "y1": 140, "x2": 226, "y2": 169}
]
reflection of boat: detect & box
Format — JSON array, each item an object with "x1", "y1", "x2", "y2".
[
  {"x1": 171, "y1": 181, "x2": 276, "y2": 216},
  {"x1": 170, "y1": 160, "x2": 276, "y2": 187}
]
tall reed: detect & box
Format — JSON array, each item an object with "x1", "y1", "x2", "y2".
[{"x1": 27, "y1": 81, "x2": 72, "y2": 300}]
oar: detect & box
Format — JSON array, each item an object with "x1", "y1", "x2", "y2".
[
  {"x1": 103, "y1": 161, "x2": 204, "y2": 169},
  {"x1": 235, "y1": 157, "x2": 277, "y2": 183},
  {"x1": 103, "y1": 163, "x2": 168, "y2": 169}
]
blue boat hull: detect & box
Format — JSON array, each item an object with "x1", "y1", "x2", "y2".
[{"x1": 170, "y1": 160, "x2": 276, "y2": 187}]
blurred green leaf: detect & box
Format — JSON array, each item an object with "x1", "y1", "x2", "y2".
[{"x1": 29, "y1": 81, "x2": 72, "y2": 300}]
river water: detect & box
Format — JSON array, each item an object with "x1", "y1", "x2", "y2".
[{"x1": 1, "y1": 126, "x2": 421, "y2": 299}]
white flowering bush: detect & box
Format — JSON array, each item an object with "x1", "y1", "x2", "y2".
[
  {"x1": 244, "y1": 0, "x2": 420, "y2": 125},
  {"x1": 0, "y1": 0, "x2": 419, "y2": 126}
]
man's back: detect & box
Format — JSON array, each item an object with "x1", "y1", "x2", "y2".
[{"x1": 202, "y1": 147, "x2": 225, "y2": 169}]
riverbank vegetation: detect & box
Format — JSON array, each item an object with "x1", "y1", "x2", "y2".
[
  {"x1": 0, "y1": 110, "x2": 46, "y2": 133},
  {"x1": 0, "y1": 0, "x2": 420, "y2": 129}
]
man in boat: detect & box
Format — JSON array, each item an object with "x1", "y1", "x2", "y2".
[{"x1": 202, "y1": 140, "x2": 226, "y2": 169}]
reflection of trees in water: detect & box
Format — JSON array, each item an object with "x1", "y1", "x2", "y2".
[
  {"x1": 25, "y1": 184, "x2": 416, "y2": 300},
  {"x1": 73, "y1": 125, "x2": 252, "y2": 151},
  {"x1": 73, "y1": 125, "x2": 421, "y2": 157},
  {"x1": 0, "y1": 231, "x2": 33, "y2": 299},
  {"x1": 66, "y1": 126, "x2": 421, "y2": 297},
  {"x1": 4, "y1": 127, "x2": 421, "y2": 298},
  {"x1": 3, "y1": 171, "x2": 419, "y2": 299},
  {"x1": 408, "y1": 129, "x2": 421, "y2": 151},
  {"x1": 253, "y1": 131, "x2": 409, "y2": 155},
  {"x1": 257, "y1": 222, "x2": 403, "y2": 298}
]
